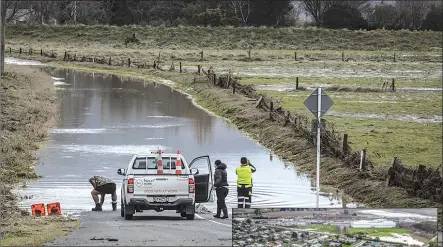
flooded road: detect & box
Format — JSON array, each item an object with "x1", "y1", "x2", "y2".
[{"x1": 16, "y1": 67, "x2": 341, "y2": 216}]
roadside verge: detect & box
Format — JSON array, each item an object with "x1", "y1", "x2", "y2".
[{"x1": 0, "y1": 65, "x2": 79, "y2": 246}]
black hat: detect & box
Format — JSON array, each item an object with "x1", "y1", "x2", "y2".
[
  {"x1": 240, "y1": 157, "x2": 248, "y2": 165},
  {"x1": 215, "y1": 160, "x2": 221, "y2": 166}
]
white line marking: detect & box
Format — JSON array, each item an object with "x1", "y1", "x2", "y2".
[{"x1": 195, "y1": 214, "x2": 232, "y2": 227}]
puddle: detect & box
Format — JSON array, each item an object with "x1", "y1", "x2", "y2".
[
  {"x1": 160, "y1": 79, "x2": 175, "y2": 85},
  {"x1": 5, "y1": 57, "x2": 44, "y2": 66},
  {"x1": 327, "y1": 110, "x2": 442, "y2": 123}
]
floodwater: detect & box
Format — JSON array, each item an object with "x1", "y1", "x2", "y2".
[
  {"x1": 254, "y1": 84, "x2": 443, "y2": 93},
  {"x1": 15, "y1": 67, "x2": 342, "y2": 216},
  {"x1": 182, "y1": 65, "x2": 442, "y2": 79}
]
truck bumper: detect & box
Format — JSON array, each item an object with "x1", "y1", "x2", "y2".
[{"x1": 127, "y1": 198, "x2": 194, "y2": 212}]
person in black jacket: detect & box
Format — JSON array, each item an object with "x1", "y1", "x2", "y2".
[{"x1": 212, "y1": 160, "x2": 229, "y2": 219}]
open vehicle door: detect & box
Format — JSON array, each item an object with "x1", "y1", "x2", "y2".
[{"x1": 189, "y1": 155, "x2": 213, "y2": 203}]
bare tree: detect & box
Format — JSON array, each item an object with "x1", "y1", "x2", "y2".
[
  {"x1": 394, "y1": 0, "x2": 430, "y2": 30},
  {"x1": 301, "y1": 0, "x2": 332, "y2": 27},
  {"x1": 229, "y1": 0, "x2": 251, "y2": 26},
  {"x1": 290, "y1": 1, "x2": 304, "y2": 27}
]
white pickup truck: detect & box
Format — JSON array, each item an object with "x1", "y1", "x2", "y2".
[{"x1": 117, "y1": 150, "x2": 214, "y2": 220}]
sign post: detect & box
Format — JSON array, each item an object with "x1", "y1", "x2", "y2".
[{"x1": 304, "y1": 88, "x2": 334, "y2": 208}]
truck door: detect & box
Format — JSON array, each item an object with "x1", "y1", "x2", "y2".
[{"x1": 189, "y1": 155, "x2": 213, "y2": 203}]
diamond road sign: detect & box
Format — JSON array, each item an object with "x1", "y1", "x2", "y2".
[{"x1": 304, "y1": 88, "x2": 334, "y2": 119}]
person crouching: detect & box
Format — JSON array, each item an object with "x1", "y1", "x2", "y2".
[{"x1": 89, "y1": 175, "x2": 117, "y2": 211}]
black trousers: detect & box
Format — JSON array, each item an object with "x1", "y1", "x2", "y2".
[
  {"x1": 216, "y1": 187, "x2": 229, "y2": 210},
  {"x1": 237, "y1": 186, "x2": 252, "y2": 208}
]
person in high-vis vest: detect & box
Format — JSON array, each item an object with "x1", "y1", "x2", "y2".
[{"x1": 236, "y1": 157, "x2": 256, "y2": 208}]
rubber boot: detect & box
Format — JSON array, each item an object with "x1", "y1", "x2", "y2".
[
  {"x1": 221, "y1": 208, "x2": 229, "y2": 219},
  {"x1": 214, "y1": 208, "x2": 221, "y2": 218},
  {"x1": 92, "y1": 203, "x2": 102, "y2": 211},
  {"x1": 112, "y1": 202, "x2": 117, "y2": 211}
]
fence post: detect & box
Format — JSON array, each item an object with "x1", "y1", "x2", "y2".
[
  {"x1": 248, "y1": 49, "x2": 251, "y2": 59},
  {"x1": 128, "y1": 58, "x2": 131, "y2": 67},
  {"x1": 391, "y1": 78, "x2": 395, "y2": 92},
  {"x1": 232, "y1": 82, "x2": 236, "y2": 94},
  {"x1": 341, "y1": 51, "x2": 344, "y2": 62},
  {"x1": 294, "y1": 51, "x2": 297, "y2": 61},
  {"x1": 40, "y1": 49, "x2": 43, "y2": 56},
  {"x1": 359, "y1": 149, "x2": 367, "y2": 170},
  {"x1": 198, "y1": 65, "x2": 201, "y2": 75},
  {"x1": 342, "y1": 134, "x2": 348, "y2": 154},
  {"x1": 20, "y1": 48, "x2": 22, "y2": 54},
  {"x1": 296, "y1": 77, "x2": 299, "y2": 90},
  {"x1": 108, "y1": 57, "x2": 111, "y2": 66},
  {"x1": 284, "y1": 111, "x2": 290, "y2": 127},
  {"x1": 10, "y1": 48, "x2": 12, "y2": 54},
  {"x1": 179, "y1": 62, "x2": 182, "y2": 73},
  {"x1": 64, "y1": 51, "x2": 67, "y2": 60},
  {"x1": 393, "y1": 52, "x2": 396, "y2": 62},
  {"x1": 200, "y1": 50, "x2": 203, "y2": 60},
  {"x1": 255, "y1": 96, "x2": 264, "y2": 108},
  {"x1": 158, "y1": 51, "x2": 161, "y2": 62},
  {"x1": 30, "y1": 48, "x2": 32, "y2": 55},
  {"x1": 213, "y1": 74, "x2": 216, "y2": 85}
]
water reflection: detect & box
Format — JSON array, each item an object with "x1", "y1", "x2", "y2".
[{"x1": 16, "y1": 67, "x2": 342, "y2": 214}]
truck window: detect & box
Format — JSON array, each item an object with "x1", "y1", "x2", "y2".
[{"x1": 132, "y1": 157, "x2": 185, "y2": 170}]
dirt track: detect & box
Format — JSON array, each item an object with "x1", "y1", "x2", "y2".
[{"x1": 45, "y1": 211, "x2": 232, "y2": 246}]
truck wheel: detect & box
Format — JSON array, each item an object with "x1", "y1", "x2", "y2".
[
  {"x1": 186, "y1": 213, "x2": 195, "y2": 220},
  {"x1": 180, "y1": 212, "x2": 186, "y2": 218},
  {"x1": 124, "y1": 211, "x2": 133, "y2": 220},
  {"x1": 124, "y1": 204, "x2": 133, "y2": 220}
]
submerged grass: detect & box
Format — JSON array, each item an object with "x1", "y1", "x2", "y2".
[
  {"x1": 241, "y1": 76, "x2": 443, "y2": 89},
  {"x1": 0, "y1": 65, "x2": 79, "y2": 245}
]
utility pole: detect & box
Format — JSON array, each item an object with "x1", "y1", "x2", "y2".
[{"x1": 0, "y1": 0, "x2": 5, "y2": 76}]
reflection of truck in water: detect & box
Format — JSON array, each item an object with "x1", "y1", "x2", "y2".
[{"x1": 117, "y1": 150, "x2": 214, "y2": 220}]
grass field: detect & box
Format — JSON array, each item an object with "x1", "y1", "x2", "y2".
[
  {"x1": 7, "y1": 25, "x2": 442, "y2": 51},
  {"x1": 347, "y1": 227, "x2": 410, "y2": 237},
  {"x1": 5, "y1": 25, "x2": 442, "y2": 169}
]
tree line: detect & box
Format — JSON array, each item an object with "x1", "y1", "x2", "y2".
[{"x1": 4, "y1": 0, "x2": 443, "y2": 31}]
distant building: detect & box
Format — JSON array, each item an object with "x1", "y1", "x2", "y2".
[{"x1": 351, "y1": 219, "x2": 396, "y2": 228}]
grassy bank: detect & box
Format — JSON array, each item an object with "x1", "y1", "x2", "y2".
[
  {"x1": 0, "y1": 65, "x2": 79, "y2": 246},
  {"x1": 14, "y1": 59, "x2": 436, "y2": 208},
  {"x1": 6, "y1": 25, "x2": 443, "y2": 51}
]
